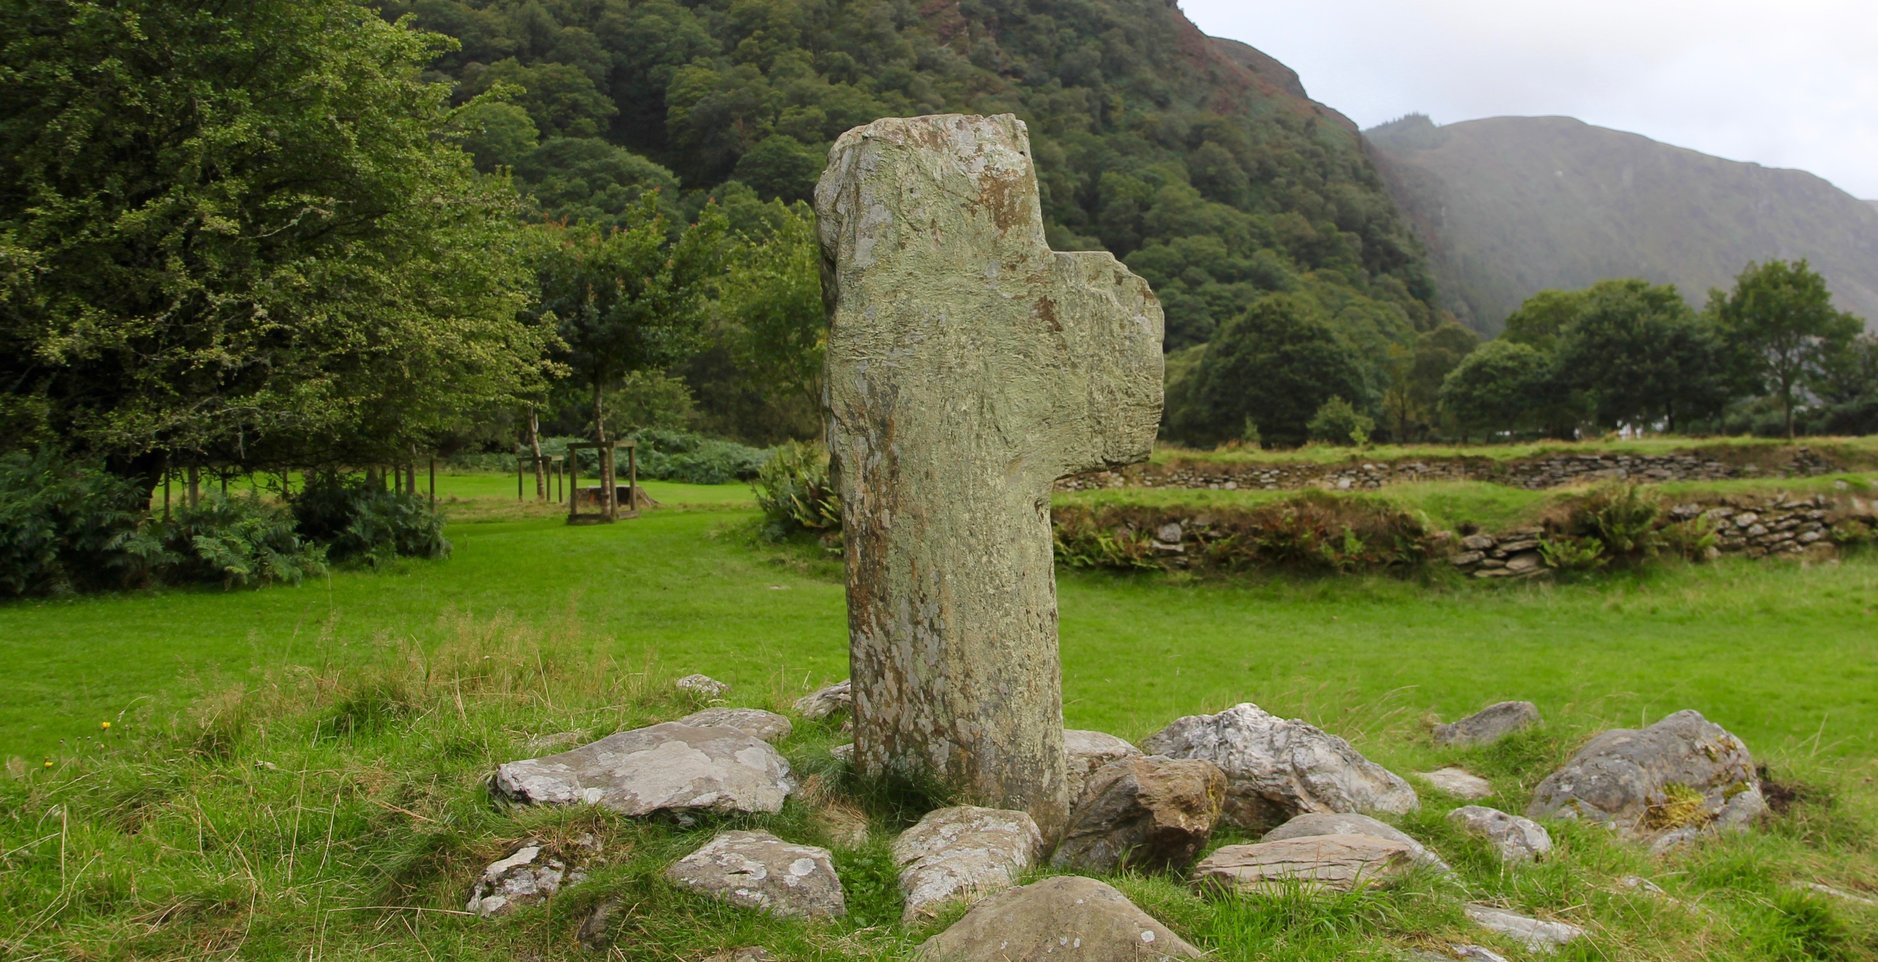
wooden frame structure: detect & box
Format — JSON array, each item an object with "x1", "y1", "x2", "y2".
[
  {"x1": 565, "y1": 440, "x2": 639, "y2": 524},
  {"x1": 515, "y1": 453, "x2": 565, "y2": 503}
]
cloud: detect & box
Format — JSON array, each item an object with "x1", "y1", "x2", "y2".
[{"x1": 1180, "y1": 0, "x2": 1878, "y2": 197}]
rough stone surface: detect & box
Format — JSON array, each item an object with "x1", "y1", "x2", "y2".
[
  {"x1": 664, "y1": 831, "x2": 845, "y2": 919},
  {"x1": 677, "y1": 674, "x2": 730, "y2": 699},
  {"x1": 493, "y1": 723, "x2": 794, "y2": 817},
  {"x1": 1448, "y1": 806, "x2": 1552, "y2": 863},
  {"x1": 818, "y1": 114, "x2": 1163, "y2": 836},
  {"x1": 892, "y1": 806, "x2": 1044, "y2": 921},
  {"x1": 1463, "y1": 904, "x2": 1586, "y2": 953},
  {"x1": 1142, "y1": 703, "x2": 1417, "y2": 826},
  {"x1": 1417, "y1": 767, "x2": 1495, "y2": 800},
  {"x1": 1433, "y1": 702, "x2": 1541, "y2": 747},
  {"x1": 466, "y1": 836, "x2": 598, "y2": 917},
  {"x1": 1261, "y1": 812, "x2": 1450, "y2": 874},
  {"x1": 701, "y1": 950, "x2": 776, "y2": 962},
  {"x1": 1192, "y1": 834, "x2": 1419, "y2": 893},
  {"x1": 1066, "y1": 729, "x2": 1145, "y2": 803},
  {"x1": 575, "y1": 898, "x2": 623, "y2": 952},
  {"x1": 1052, "y1": 755, "x2": 1224, "y2": 873},
  {"x1": 1527, "y1": 709, "x2": 1763, "y2": 844},
  {"x1": 676, "y1": 708, "x2": 793, "y2": 743},
  {"x1": 794, "y1": 680, "x2": 852, "y2": 720},
  {"x1": 916, "y1": 875, "x2": 1201, "y2": 962}
]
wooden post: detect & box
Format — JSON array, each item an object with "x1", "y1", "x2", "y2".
[
  {"x1": 428, "y1": 457, "x2": 436, "y2": 506},
  {"x1": 516, "y1": 454, "x2": 524, "y2": 502},
  {"x1": 162, "y1": 467, "x2": 171, "y2": 522},
  {"x1": 627, "y1": 442, "x2": 639, "y2": 513},
  {"x1": 187, "y1": 464, "x2": 200, "y2": 510},
  {"x1": 566, "y1": 451, "x2": 579, "y2": 523}
]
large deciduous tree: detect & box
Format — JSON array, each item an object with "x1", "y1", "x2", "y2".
[
  {"x1": 1715, "y1": 259, "x2": 1862, "y2": 438},
  {"x1": 0, "y1": 0, "x2": 551, "y2": 483},
  {"x1": 1438, "y1": 339, "x2": 1552, "y2": 441},
  {"x1": 1173, "y1": 293, "x2": 1368, "y2": 447}
]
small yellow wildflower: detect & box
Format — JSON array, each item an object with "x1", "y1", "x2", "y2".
[
  {"x1": 43, "y1": 760, "x2": 53, "y2": 768},
  {"x1": 100, "y1": 721, "x2": 111, "y2": 730}
]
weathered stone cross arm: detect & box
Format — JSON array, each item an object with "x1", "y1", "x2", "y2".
[{"x1": 815, "y1": 114, "x2": 1163, "y2": 834}]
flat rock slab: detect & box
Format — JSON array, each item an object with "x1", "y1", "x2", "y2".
[
  {"x1": 675, "y1": 708, "x2": 793, "y2": 743},
  {"x1": 1527, "y1": 709, "x2": 1762, "y2": 844},
  {"x1": 917, "y1": 875, "x2": 1202, "y2": 962},
  {"x1": 1066, "y1": 729, "x2": 1145, "y2": 803},
  {"x1": 1448, "y1": 806, "x2": 1551, "y2": 863},
  {"x1": 1434, "y1": 702, "x2": 1540, "y2": 747},
  {"x1": 1417, "y1": 767, "x2": 1494, "y2": 800},
  {"x1": 1463, "y1": 904, "x2": 1585, "y2": 953},
  {"x1": 1192, "y1": 834, "x2": 1418, "y2": 893},
  {"x1": 794, "y1": 680, "x2": 851, "y2": 720},
  {"x1": 666, "y1": 831, "x2": 845, "y2": 919},
  {"x1": 1053, "y1": 755, "x2": 1224, "y2": 873},
  {"x1": 493, "y1": 723, "x2": 794, "y2": 817},
  {"x1": 1261, "y1": 812, "x2": 1450, "y2": 874},
  {"x1": 1143, "y1": 703, "x2": 1417, "y2": 827},
  {"x1": 891, "y1": 806, "x2": 1043, "y2": 921}
]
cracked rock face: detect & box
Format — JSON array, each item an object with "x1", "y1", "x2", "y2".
[
  {"x1": 466, "y1": 835, "x2": 599, "y2": 917},
  {"x1": 1052, "y1": 755, "x2": 1224, "y2": 873},
  {"x1": 492, "y1": 723, "x2": 794, "y2": 817},
  {"x1": 1526, "y1": 709, "x2": 1762, "y2": 845},
  {"x1": 891, "y1": 806, "x2": 1043, "y2": 921},
  {"x1": 1448, "y1": 806, "x2": 1552, "y2": 863},
  {"x1": 1142, "y1": 703, "x2": 1418, "y2": 827},
  {"x1": 665, "y1": 831, "x2": 845, "y2": 919},
  {"x1": 1434, "y1": 701, "x2": 1540, "y2": 746},
  {"x1": 1261, "y1": 812, "x2": 1450, "y2": 874},
  {"x1": 1192, "y1": 834, "x2": 1419, "y2": 893},
  {"x1": 675, "y1": 708, "x2": 793, "y2": 743},
  {"x1": 916, "y1": 875, "x2": 1201, "y2": 962},
  {"x1": 1065, "y1": 729, "x2": 1145, "y2": 804}
]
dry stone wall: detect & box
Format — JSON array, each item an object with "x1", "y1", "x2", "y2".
[{"x1": 1060, "y1": 448, "x2": 1844, "y2": 494}]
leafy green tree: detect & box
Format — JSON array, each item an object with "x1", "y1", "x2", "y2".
[
  {"x1": 1307, "y1": 396, "x2": 1373, "y2": 446},
  {"x1": 1438, "y1": 340, "x2": 1552, "y2": 440},
  {"x1": 531, "y1": 196, "x2": 727, "y2": 446},
  {"x1": 0, "y1": 0, "x2": 549, "y2": 484},
  {"x1": 462, "y1": 59, "x2": 616, "y2": 139},
  {"x1": 1557, "y1": 280, "x2": 1704, "y2": 431},
  {"x1": 722, "y1": 201, "x2": 825, "y2": 424},
  {"x1": 731, "y1": 136, "x2": 826, "y2": 203},
  {"x1": 1715, "y1": 259, "x2": 1863, "y2": 438},
  {"x1": 452, "y1": 100, "x2": 541, "y2": 173},
  {"x1": 1174, "y1": 294, "x2": 1368, "y2": 447},
  {"x1": 1501, "y1": 288, "x2": 1585, "y2": 353},
  {"x1": 515, "y1": 138, "x2": 683, "y2": 228}
]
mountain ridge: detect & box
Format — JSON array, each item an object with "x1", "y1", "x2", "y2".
[{"x1": 1367, "y1": 114, "x2": 1878, "y2": 331}]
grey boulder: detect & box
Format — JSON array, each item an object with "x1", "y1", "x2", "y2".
[
  {"x1": 917, "y1": 875, "x2": 1202, "y2": 962},
  {"x1": 1416, "y1": 767, "x2": 1494, "y2": 800},
  {"x1": 1463, "y1": 904, "x2": 1585, "y2": 953},
  {"x1": 493, "y1": 723, "x2": 794, "y2": 817},
  {"x1": 1433, "y1": 701, "x2": 1540, "y2": 747},
  {"x1": 1527, "y1": 709, "x2": 1763, "y2": 845},
  {"x1": 466, "y1": 835, "x2": 598, "y2": 917},
  {"x1": 1143, "y1": 702, "x2": 1417, "y2": 827},
  {"x1": 891, "y1": 806, "x2": 1043, "y2": 921},
  {"x1": 1261, "y1": 812, "x2": 1450, "y2": 873},
  {"x1": 1448, "y1": 806, "x2": 1551, "y2": 863},
  {"x1": 675, "y1": 707, "x2": 793, "y2": 743},
  {"x1": 1065, "y1": 729, "x2": 1145, "y2": 803},
  {"x1": 665, "y1": 831, "x2": 845, "y2": 919},
  {"x1": 1053, "y1": 755, "x2": 1224, "y2": 873},
  {"x1": 1192, "y1": 834, "x2": 1419, "y2": 893},
  {"x1": 794, "y1": 679, "x2": 852, "y2": 720},
  {"x1": 676, "y1": 673, "x2": 731, "y2": 699}
]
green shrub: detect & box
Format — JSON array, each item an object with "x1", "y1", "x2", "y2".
[
  {"x1": 1538, "y1": 534, "x2": 1606, "y2": 572},
  {"x1": 753, "y1": 440, "x2": 840, "y2": 538},
  {"x1": 631, "y1": 428, "x2": 770, "y2": 484},
  {"x1": 1306, "y1": 396, "x2": 1374, "y2": 447},
  {"x1": 160, "y1": 494, "x2": 326, "y2": 588},
  {"x1": 0, "y1": 450, "x2": 161, "y2": 597},
  {"x1": 1554, "y1": 483, "x2": 1663, "y2": 563},
  {"x1": 293, "y1": 473, "x2": 450, "y2": 565}
]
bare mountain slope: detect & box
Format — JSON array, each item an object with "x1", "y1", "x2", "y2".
[{"x1": 1368, "y1": 114, "x2": 1878, "y2": 332}]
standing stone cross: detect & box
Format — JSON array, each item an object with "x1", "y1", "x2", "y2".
[{"x1": 814, "y1": 114, "x2": 1163, "y2": 833}]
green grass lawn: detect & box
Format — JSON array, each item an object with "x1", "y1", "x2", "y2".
[{"x1": 3, "y1": 483, "x2": 1875, "y2": 960}]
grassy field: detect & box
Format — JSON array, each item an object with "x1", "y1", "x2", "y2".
[{"x1": 3, "y1": 477, "x2": 1875, "y2": 960}]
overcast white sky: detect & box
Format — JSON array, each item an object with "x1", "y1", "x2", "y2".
[{"x1": 1179, "y1": 0, "x2": 1878, "y2": 200}]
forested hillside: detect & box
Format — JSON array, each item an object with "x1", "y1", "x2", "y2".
[
  {"x1": 1369, "y1": 114, "x2": 1878, "y2": 334},
  {"x1": 380, "y1": 0, "x2": 1441, "y2": 440}
]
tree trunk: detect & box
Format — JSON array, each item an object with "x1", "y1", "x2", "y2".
[
  {"x1": 527, "y1": 406, "x2": 547, "y2": 500},
  {"x1": 593, "y1": 381, "x2": 615, "y2": 519}
]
